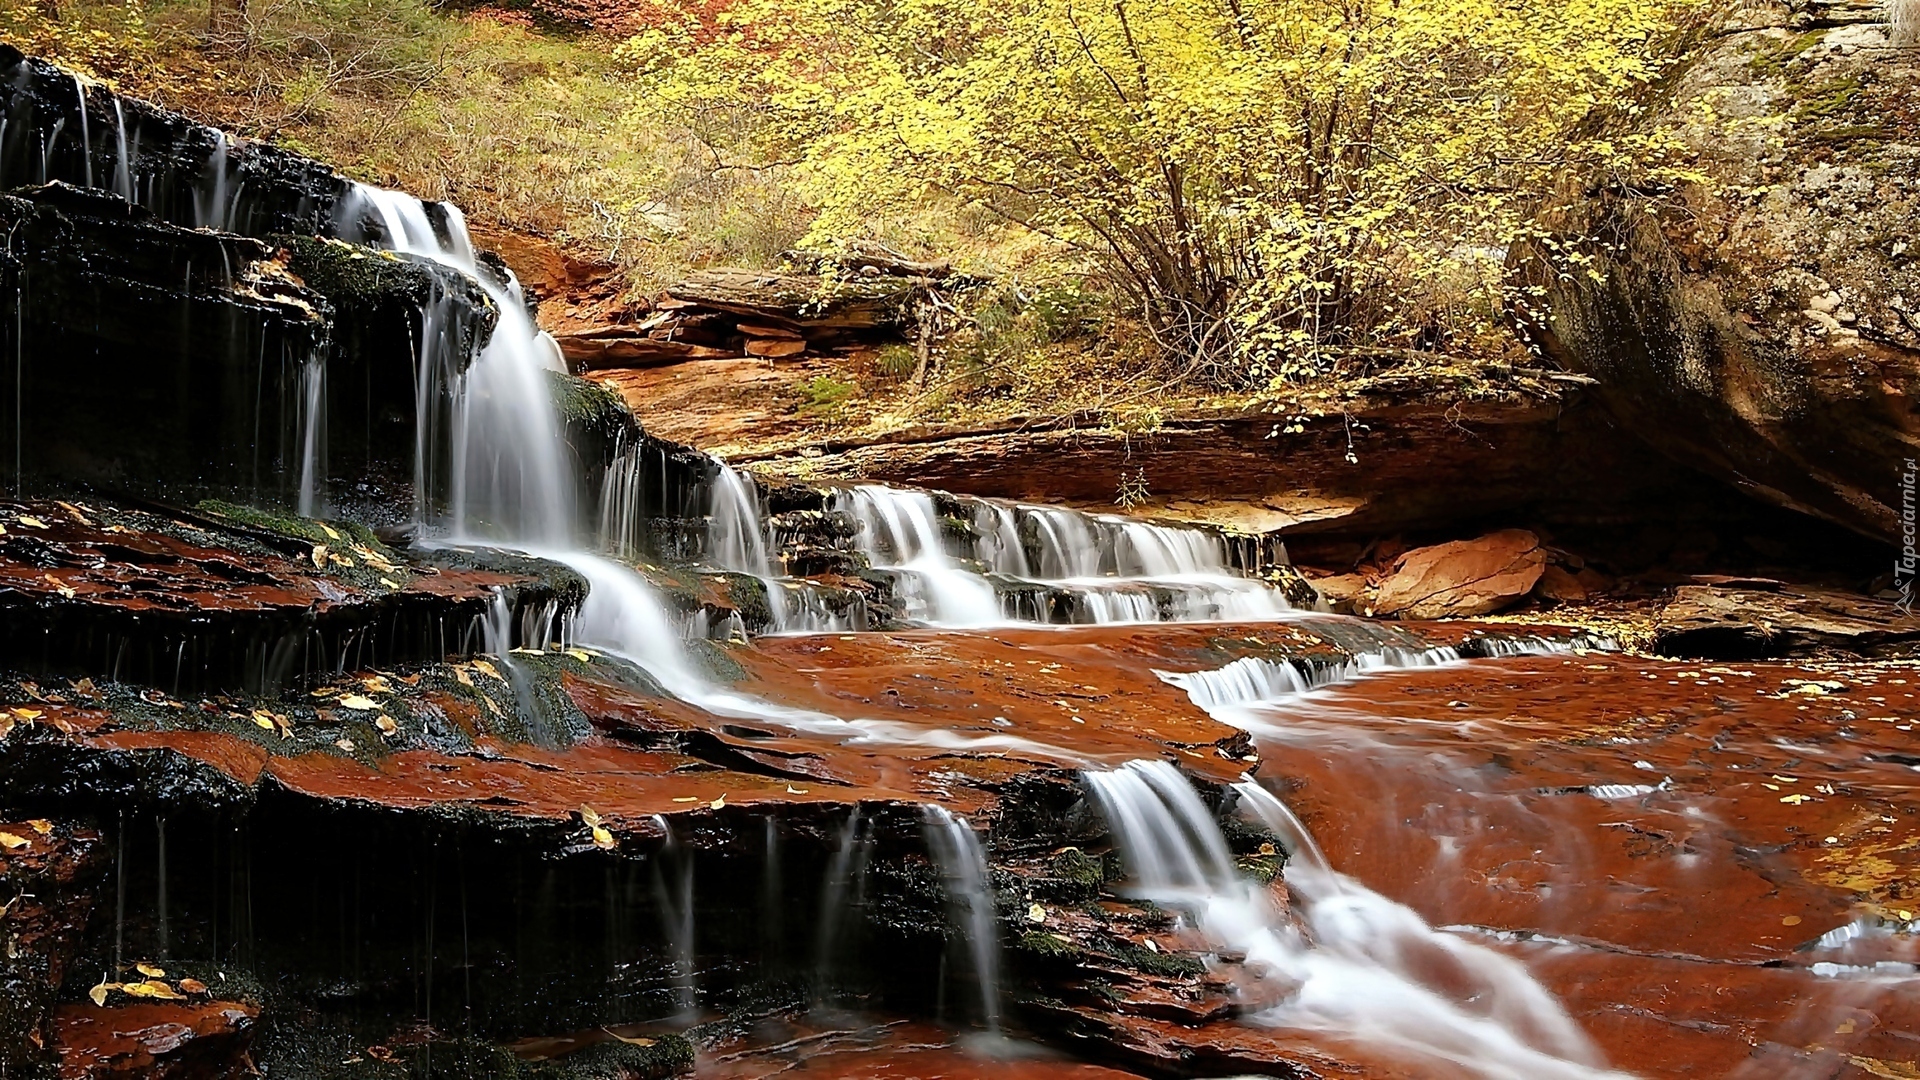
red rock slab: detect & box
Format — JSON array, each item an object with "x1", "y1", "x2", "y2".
[
  {"x1": 1509, "y1": 940, "x2": 1920, "y2": 1079},
  {"x1": 1372, "y1": 529, "x2": 1546, "y2": 619},
  {"x1": 732, "y1": 624, "x2": 1344, "y2": 780},
  {"x1": 53, "y1": 1000, "x2": 258, "y2": 1080},
  {"x1": 688, "y1": 1019, "x2": 1152, "y2": 1080}
]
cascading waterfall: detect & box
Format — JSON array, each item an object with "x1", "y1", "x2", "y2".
[
  {"x1": 337, "y1": 185, "x2": 574, "y2": 544},
  {"x1": 1084, "y1": 760, "x2": 1632, "y2": 1080},
  {"x1": 705, "y1": 464, "x2": 853, "y2": 633},
  {"x1": 922, "y1": 806, "x2": 1002, "y2": 1033},
  {"x1": 837, "y1": 484, "x2": 1300, "y2": 627}
]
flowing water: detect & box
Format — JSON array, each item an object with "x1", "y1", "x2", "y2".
[
  {"x1": 1085, "y1": 760, "x2": 1632, "y2": 1080},
  {"x1": 922, "y1": 806, "x2": 1003, "y2": 1033}
]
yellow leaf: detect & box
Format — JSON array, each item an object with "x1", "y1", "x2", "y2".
[
  {"x1": 602, "y1": 1029, "x2": 654, "y2": 1048},
  {"x1": 454, "y1": 668, "x2": 475, "y2": 687},
  {"x1": 11, "y1": 708, "x2": 42, "y2": 720},
  {"x1": 18, "y1": 515, "x2": 46, "y2": 528},
  {"x1": 379, "y1": 577, "x2": 401, "y2": 589},
  {"x1": 312, "y1": 544, "x2": 328, "y2": 569},
  {"x1": 1781, "y1": 793, "x2": 1812, "y2": 805},
  {"x1": 338, "y1": 695, "x2": 380, "y2": 711},
  {"x1": 361, "y1": 676, "x2": 392, "y2": 693},
  {"x1": 178, "y1": 978, "x2": 207, "y2": 995},
  {"x1": 375, "y1": 715, "x2": 397, "y2": 736},
  {"x1": 471, "y1": 660, "x2": 501, "y2": 680},
  {"x1": 592, "y1": 826, "x2": 617, "y2": 850},
  {"x1": 1257, "y1": 842, "x2": 1276, "y2": 856},
  {"x1": 785, "y1": 785, "x2": 809, "y2": 794},
  {"x1": 43, "y1": 574, "x2": 75, "y2": 599},
  {"x1": 1027, "y1": 903, "x2": 1046, "y2": 923},
  {"x1": 671, "y1": 797, "x2": 698, "y2": 803},
  {"x1": 580, "y1": 805, "x2": 604, "y2": 828},
  {"x1": 252, "y1": 710, "x2": 277, "y2": 730},
  {"x1": 88, "y1": 982, "x2": 114, "y2": 1006},
  {"x1": 565, "y1": 649, "x2": 593, "y2": 663},
  {"x1": 709, "y1": 796, "x2": 726, "y2": 810},
  {"x1": 510, "y1": 647, "x2": 543, "y2": 656},
  {"x1": 321, "y1": 524, "x2": 340, "y2": 539},
  {"x1": 135, "y1": 963, "x2": 166, "y2": 978},
  {"x1": 26, "y1": 820, "x2": 51, "y2": 835},
  {"x1": 335, "y1": 738, "x2": 356, "y2": 752},
  {"x1": 0, "y1": 832, "x2": 30, "y2": 851}
]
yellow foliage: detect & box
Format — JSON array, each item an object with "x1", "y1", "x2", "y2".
[{"x1": 634, "y1": 0, "x2": 1709, "y2": 385}]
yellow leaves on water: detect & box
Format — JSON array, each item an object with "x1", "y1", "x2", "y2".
[
  {"x1": 337, "y1": 694, "x2": 381, "y2": 711},
  {"x1": 0, "y1": 832, "x2": 31, "y2": 851}
]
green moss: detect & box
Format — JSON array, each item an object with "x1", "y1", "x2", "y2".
[
  {"x1": 1016, "y1": 930, "x2": 1084, "y2": 960},
  {"x1": 1746, "y1": 29, "x2": 1826, "y2": 75},
  {"x1": 1236, "y1": 853, "x2": 1283, "y2": 884},
  {"x1": 1792, "y1": 76, "x2": 1864, "y2": 120},
  {"x1": 524, "y1": 1037, "x2": 695, "y2": 1080},
  {"x1": 280, "y1": 235, "x2": 435, "y2": 305},
  {"x1": 1111, "y1": 942, "x2": 1206, "y2": 978},
  {"x1": 1034, "y1": 847, "x2": 1104, "y2": 901},
  {"x1": 196, "y1": 498, "x2": 378, "y2": 548}
]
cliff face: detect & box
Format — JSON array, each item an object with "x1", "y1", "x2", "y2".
[{"x1": 1513, "y1": 0, "x2": 1920, "y2": 540}]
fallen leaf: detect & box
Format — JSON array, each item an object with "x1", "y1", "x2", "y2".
[
  {"x1": 178, "y1": 978, "x2": 207, "y2": 995},
  {"x1": 18, "y1": 515, "x2": 46, "y2": 528},
  {"x1": 379, "y1": 577, "x2": 401, "y2": 589},
  {"x1": 671, "y1": 797, "x2": 699, "y2": 803},
  {"x1": 1143, "y1": 938, "x2": 1160, "y2": 953},
  {"x1": 135, "y1": 963, "x2": 166, "y2": 978},
  {"x1": 88, "y1": 982, "x2": 115, "y2": 1006},
  {"x1": 320, "y1": 524, "x2": 340, "y2": 539},
  {"x1": 602, "y1": 1029, "x2": 654, "y2": 1048},
  {"x1": 374, "y1": 715, "x2": 397, "y2": 737},
  {"x1": 1782, "y1": 915, "x2": 1803, "y2": 926},
  {"x1": 510, "y1": 647, "x2": 543, "y2": 656},
  {"x1": 312, "y1": 544, "x2": 328, "y2": 569},
  {"x1": 1257, "y1": 842, "x2": 1277, "y2": 856},
  {"x1": 335, "y1": 738, "x2": 356, "y2": 752},
  {"x1": 251, "y1": 710, "x2": 277, "y2": 731},
  {"x1": 0, "y1": 832, "x2": 30, "y2": 851},
  {"x1": 565, "y1": 649, "x2": 592, "y2": 663},
  {"x1": 710, "y1": 796, "x2": 726, "y2": 810},
  {"x1": 327, "y1": 553, "x2": 355, "y2": 569},
  {"x1": 56, "y1": 501, "x2": 92, "y2": 526},
  {"x1": 1027, "y1": 903, "x2": 1046, "y2": 923},
  {"x1": 453, "y1": 668, "x2": 475, "y2": 687},
  {"x1": 471, "y1": 660, "x2": 501, "y2": 680},
  {"x1": 1836, "y1": 1018, "x2": 1857, "y2": 1035},
  {"x1": 25, "y1": 820, "x2": 51, "y2": 835},
  {"x1": 11, "y1": 708, "x2": 42, "y2": 720},
  {"x1": 360, "y1": 676, "x2": 392, "y2": 694},
  {"x1": 786, "y1": 785, "x2": 809, "y2": 795},
  {"x1": 579, "y1": 805, "x2": 604, "y2": 828},
  {"x1": 338, "y1": 694, "x2": 381, "y2": 711},
  {"x1": 43, "y1": 574, "x2": 75, "y2": 599},
  {"x1": 591, "y1": 826, "x2": 616, "y2": 850},
  {"x1": 1781, "y1": 793, "x2": 1813, "y2": 805}
]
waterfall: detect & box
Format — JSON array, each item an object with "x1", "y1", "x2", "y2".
[
  {"x1": 922, "y1": 806, "x2": 1003, "y2": 1033},
  {"x1": 652, "y1": 818, "x2": 698, "y2": 1017},
  {"x1": 836, "y1": 484, "x2": 1299, "y2": 628},
  {"x1": 295, "y1": 346, "x2": 326, "y2": 518},
  {"x1": 70, "y1": 74, "x2": 91, "y2": 190},
  {"x1": 814, "y1": 808, "x2": 868, "y2": 1001},
  {"x1": 110, "y1": 99, "x2": 131, "y2": 202},
  {"x1": 339, "y1": 184, "x2": 574, "y2": 543},
  {"x1": 705, "y1": 464, "x2": 854, "y2": 633},
  {"x1": 1085, "y1": 760, "x2": 1632, "y2": 1080}
]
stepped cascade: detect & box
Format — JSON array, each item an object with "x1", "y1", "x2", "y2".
[{"x1": 0, "y1": 46, "x2": 1913, "y2": 1080}]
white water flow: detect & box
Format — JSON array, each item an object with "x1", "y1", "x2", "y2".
[
  {"x1": 295, "y1": 346, "x2": 325, "y2": 517},
  {"x1": 340, "y1": 185, "x2": 573, "y2": 543},
  {"x1": 706, "y1": 464, "x2": 850, "y2": 633},
  {"x1": 1085, "y1": 760, "x2": 1632, "y2": 1080},
  {"x1": 1157, "y1": 635, "x2": 1607, "y2": 729},
  {"x1": 922, "y1": 806, "x2": 1003, "y2": 1033},
  {"x1": 110, "y1": 99, "x2": 131, "y2": 202},
  {"x1": 838, "y1": 484, "x2": 1300, "y2": 627}
]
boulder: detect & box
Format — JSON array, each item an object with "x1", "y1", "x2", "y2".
[
  {"x1": 1653, "y1": 581, "x2": 1920, "y2": 658},
  {"x1": 1511, "y1": 0, "x2": 1920, "y2": 540},
  {"x1": 1372, "y1": 530, "x2": 1547, "y2": 619}
]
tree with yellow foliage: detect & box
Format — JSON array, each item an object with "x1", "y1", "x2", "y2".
[{"x1": 626, "y1": 0, "x2": 1705, "y2": 385}]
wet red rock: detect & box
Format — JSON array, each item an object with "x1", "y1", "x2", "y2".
[
  {"x1": 1231, "y1": 650, "x2": 1920, "y2": 1077},
  {"x1": 53, "y1": 1000, "x2": 258, "y2": 1079}
]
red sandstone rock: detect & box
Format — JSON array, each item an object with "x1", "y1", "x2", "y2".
[
  {"x1": 1371, "y1": 529, "x2": 1545, "y2": 618},
  {"x1": 54, "y1": 1001, "x2": 257, "y2": 1080}
]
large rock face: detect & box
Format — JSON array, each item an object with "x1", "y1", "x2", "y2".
[{"x1": 1512, "y1": 0, "x2": 1920, "y2": 540}]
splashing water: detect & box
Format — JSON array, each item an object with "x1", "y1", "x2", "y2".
[
  {"x1": 1084, "y1": 760, "x2": 1634, "y2": 1080},
  {"x1": 706, "y1": 463, "x2": 851, "y2": 633}
]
